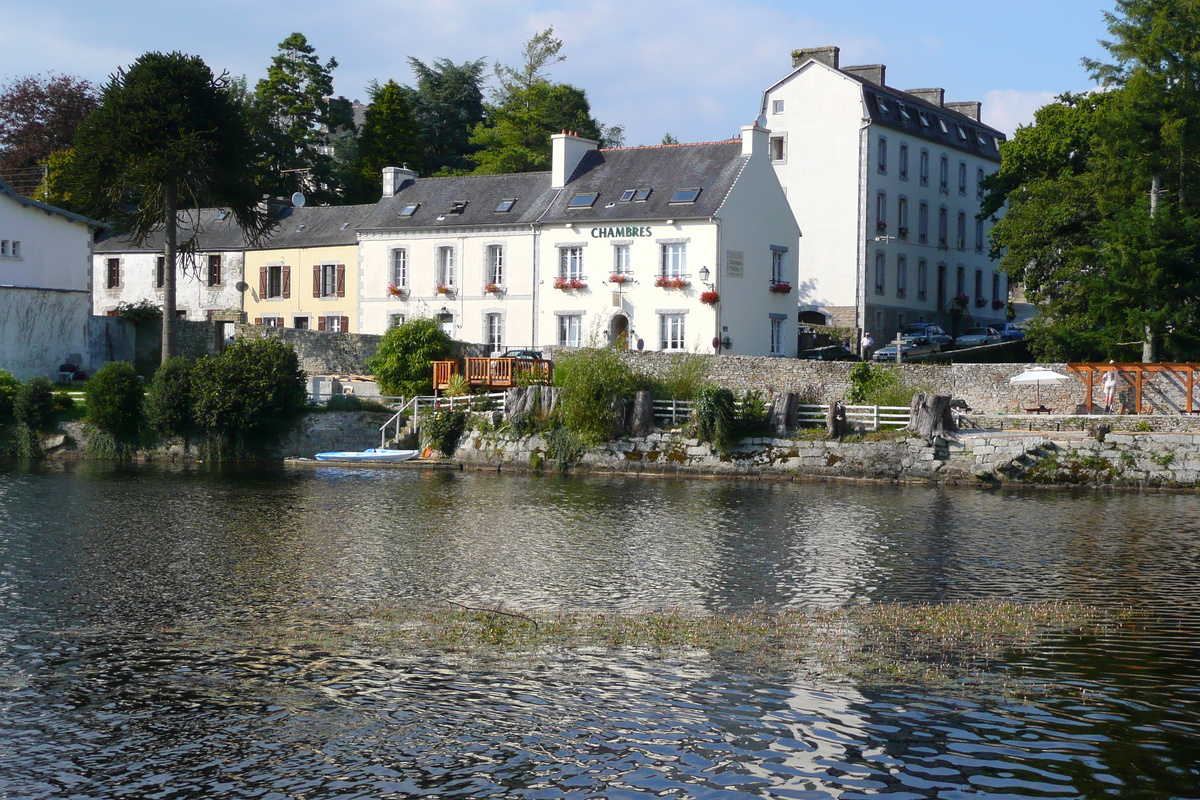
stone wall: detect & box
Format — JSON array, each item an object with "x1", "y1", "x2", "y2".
[
  {"x1": 0, "y1": 287, "x2": 92, "y2": 379},
  {"x1": 234, "y1": 323, "x2": 383, "y2": 376}
]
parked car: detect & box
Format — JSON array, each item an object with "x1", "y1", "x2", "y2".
[
  {"x1": 898, "y1": 323, "x2": 953, "y2": 351},
  {"x1": 798, "y1": 345, "x2": 858, "y2": 361},
  {"x1": 995, "y1": 322, "x2": 1025, "y2": 341},
  {"x1": 502, "y1": 349, "x2": 545, "y2": 360},
  {"x1": 873, "y1": 336, "x2": 938, "y2": 361},
  {"x1": 955, "y1": 327, "x2": 1001, "y2": 348}
]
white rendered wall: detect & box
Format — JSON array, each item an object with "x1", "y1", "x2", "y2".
[
  {"x1": 1, "y1": 193, "x2": 92, "y2": 292},
  {"x1": 92, "y1": 250, "x2": 246, "y2": 320}
]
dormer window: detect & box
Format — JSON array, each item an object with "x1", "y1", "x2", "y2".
[
  {"x1": 669, "y1": 188, "x2": 701, "y2": 204},
  {"x1": 918, "y1": 111, "x2": 930, "y2": 128},
  {"x1": 877, "y1": 98, "x2": 890, "y2": 113},
  {"x1": 494, "y1": 198, "x2": 517, "y2": 213},
  {"x1": 568, "y1": 192, "x2": 598, "y2": 209},
  {"x1": 619, "y1": 189, "x2": 637, "y2": 202},
  {"x1": 399, "y1": 203, "x2": 419, "y2": 217},
  {"x1": 633, "y1": 188, "x2": 652, "y2": 202}
]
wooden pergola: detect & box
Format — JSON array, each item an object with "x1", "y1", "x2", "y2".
[{"x1": 1069, "y1": 362, "x2": 1200, "y2": 415}]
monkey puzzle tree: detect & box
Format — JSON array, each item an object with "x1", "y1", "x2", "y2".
[{"x1": 69, "y1": 52, "x2": 272, "y2": 361}]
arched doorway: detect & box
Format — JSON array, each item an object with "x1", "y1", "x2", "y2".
[
  {"x1": 798, "y1": 310, "x2": 827, "y2": 326},
  {"x1": 609, "y1": 314, "x2": 630, "y2": 349}
]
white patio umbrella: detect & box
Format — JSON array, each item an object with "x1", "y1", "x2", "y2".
[{"x1": 1009, "y1": 367, "x2": 1069, "y2": 406}]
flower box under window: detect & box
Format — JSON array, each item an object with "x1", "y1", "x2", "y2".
[
  {"x1": 609, "y1": 274, "x2": 630, "y2": 284},
  {"x1": 655, "y1": 275, "x2": 689, "y2": 289},
  {"x1": 387, "y1": 284, "x2": 406, "y2": 298},
  {"x1": 769, "y1": 281, "x2": 792, "y2": 294},
  {"x1": 554, "y1": 277, "x2": 586, "y2": 290},
  {"x1": 484, "y1": 282, "x2": 502, "y2": 294}
]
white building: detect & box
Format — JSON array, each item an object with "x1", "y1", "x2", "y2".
[
  {"x1": 92, "y1": 208, "x2": 250, "y2": 325},
  {"x1": 761, "y1": 46, "x2": 1006, "y2": 341},
  {"x1": 0, "y1": 177, "x2": 98, "y2": 379},
  {"x1": 358, "y1": 127, "x2": 801, "y2": 357}
]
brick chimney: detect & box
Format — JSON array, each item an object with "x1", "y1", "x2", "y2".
[
  {"x1": 382, "y1": 166, "x2": 418, "y2": 198},
  {"x1": 843, "y1": 64, "x2": 886, "y2": 86},
  {"x1": 792, "y1": 46, "x2": 840, "y2": 69},
  {"x1": 946, "y1": 101, "x2": 982, "y2": 122},
  {"x1": 551, "y1": 131, "x2": 599, "y2": 188},
  {"x1": 905, "y1": 88, "x2": 945, "y2": 108}
]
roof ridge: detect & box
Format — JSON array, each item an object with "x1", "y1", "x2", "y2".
[{"x1": 602, "y1": 140, "x2": 739, "y2": 152}]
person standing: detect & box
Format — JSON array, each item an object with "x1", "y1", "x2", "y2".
[
  {"x1": 860, "y1": 331, "x2": 875, "y2": 361},
  {"x1": 1103, "y1": 363, "x2": 1118, "y2": 413}
]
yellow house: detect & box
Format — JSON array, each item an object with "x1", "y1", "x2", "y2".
[{"x1": 244, "y1": 204, "x2": 372, "y2": 332}]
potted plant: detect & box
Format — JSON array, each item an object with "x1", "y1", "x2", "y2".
[
  {"x1": 769, "y1": 281, "x2": 792, "y2": 294},
  {"x1": 609, "y1": 273, "x2": 630, "y2": 284},
  {"x1": 975, "y1": 296, "x2": 988, "y2": 308},
  {"x1": 897, "y1": 226, "x2": 909, "y2": 239},
  {"x1": 992, "y1": 299, "x2": 1005, "y2": 311},
  {"x1": 952, "y1": 292, "x2": 969, "y2": 308},
  {"x1": 484, "y1": 282, "x2": 501, "y2": 294},
  {"x1": 436, "y1": 283, "x2": 453, "y2": 295},
  {"x1": 699, "y1": 290, "x2": 720, "y2": 305},
  {"x1": 387, "y1": 283, "x2": 405, "y2": 298},
  {"x1": 655, "y1": 275, "x2": 689, "y2": 289},
  {"x1": 554, "y1": 277, "x2": 586, "y2": 290}
]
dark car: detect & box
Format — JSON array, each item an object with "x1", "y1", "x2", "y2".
[
  {"x1": 995, "y1": 323, "x2": 1025, "y2": 341},
  {"x1": 501, "y1": 349, "x2": 545, "y2": 360},
  {"x1": 798, "y1": 345, "x2": 858, "y2": 361}
]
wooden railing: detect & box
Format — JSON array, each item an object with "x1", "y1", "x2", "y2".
[
  {"x1": 464, "y1": 357, "x2": 552, "y2": 388},
  {"x1": 432, "y1": 361, "x2": 457, "y2": 391}
]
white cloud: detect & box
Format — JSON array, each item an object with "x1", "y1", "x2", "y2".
[{"x1": 982, "y1": 89, "x2": 1059, "y2": 137}]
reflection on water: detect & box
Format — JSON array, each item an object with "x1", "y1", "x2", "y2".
[{"x1": 1, "y1": 461, "x2": 1198, "y2": 798}]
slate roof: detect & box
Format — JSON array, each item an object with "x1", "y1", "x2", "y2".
[
  {"x1": 93, "y1": 207, "x2": 257, "y2": 253},
  {"x1": 0, "y1": 176, "x2": 97, "y2": 227},
  {"x1": 859, "y1": 81, "x2": 1004, "y2": 162},
  {"x1": 540, "y1": 141, "x2": 746, "y2": 223},
  {"x1": 358, "y1": 172, "x2": 555, "y2": 231}
]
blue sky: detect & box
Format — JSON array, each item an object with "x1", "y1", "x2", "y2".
[{"x1": 1, "y1": 0, "x2": 1116, "y2": 147}]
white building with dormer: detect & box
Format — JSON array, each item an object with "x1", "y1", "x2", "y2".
[{"x1": 761, "y1": 46, "x2": 1006, "y2": 342}]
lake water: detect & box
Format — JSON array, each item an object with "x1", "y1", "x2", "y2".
[{"x1": 1, "y1": 461, "x2": 1198, "y2": 799}]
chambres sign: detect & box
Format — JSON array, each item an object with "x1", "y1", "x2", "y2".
[{"x1": 590, "y1": 226, "x2": 652, "y2": 238}]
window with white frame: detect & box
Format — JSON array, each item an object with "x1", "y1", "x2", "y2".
[
  {"x1": 874, "y1": 252, "x2": 886, "y2": 294},
  {"x1": 259, "y1": 316, "x2": 284, "y2": 327},
  {"x1": 558, "y1": 314, "x2": 582, "y2": 347},
  {"x1": 661, "y1": 242, "x2": 686, "y2": 277},
  {"x1": 560, "y1": 246, "x2": 584, "y2": 279},
  {"x1": 975, "y1": 217, "x2": 985, "y2": 252},
  {"x1": 771, "y1": 99, "x2": 784, "y2": 114},
  {"x1": 322, "y1": 315, "x2": 345, "y2": 333},
  {"x1": 992, "y1": 273, "x2": 1001, "y2": 306},
  {"x1": 958, "y1": 162, "x2": 968, "y2": 195},
  {"x1": 875, "y1": 191, "x2": 887, "y2": 231},
  {"x1": 436, "y1": 246, "x2": 456, "y2": 287},
  {"x1": 293, "y1": 316, "x2": 309, "y2": 329},
  {"x1": 919, "y1": 150, "x2": 930, "y2": 185},
  {"x1": 898, "y1": 143, "x2": 908, "y2": 180},
  {"x1": 485, "y1": 312, "x2": 503, "y2": 354},
  {"x1": 896, "y1": 255, "x2": 907, "y2": 298},
  {"x1": 771, "y1": 247, "x2": 787, "y2": 283},
  {"x1": 0, "y1": 240, "x2": 19, "y2": 258},
  {"x1": 389, "y1": 313, "x2": 406, "y2": 328},
  {"x1": 939, "y1": 155, "x2": 949, "y2": 192},
  {"x1": 391, "y1": 249, "x2": 408, "y2": 287},
  {"x1": 877, "y1": 136, "x2": 887, "y2": 173},
  {"x1": 613, "y1": 243, "x2": 631, "y2": 276},
  {"x1": 897, "y1": 196, "x2": 908, "y2": 236},
  {"x1": 487, "y1": 245, "x2": 504, "y2": 285},
  {"x1": 660, "y1": 313, "x2": 686, "y2": 351},
  {"x1": 938, "y1": 207, "x2": 948, "y2": 248},
  {"x1": 956, "y1": 212, "x2": 967, "y2": 250},
  {"x1": 770, "y1": 317, "x2": 785, "y2": 355},
  {"x1": 975, "y1": 269, "x2": 984, "y2": 301},
  {"x1": 770, "y1": 136, "x2": 785, "y2": 162},
  {"x1": 318, "y1": 263, "x2": 342, "y2": 297},
  {"x1": 0, "y1": 240, "x2": 7, "y2": 257},
  {"x1": 917, "y1": 259, "x2": 928, "y2": 300},
  {"x1": 977, "y1": 166, "x2": 986, "y2": 199},
  {"x1": 918, "y1": 202, "x2": 929, "y2": 244}
]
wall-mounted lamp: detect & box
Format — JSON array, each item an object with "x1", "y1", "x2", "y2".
[
  {"x1": 721, "y1": 335, "x2": 733, "y2": 350},
  {"x1": 698, "y1": 265, "x2": 712, "y2": 289}
]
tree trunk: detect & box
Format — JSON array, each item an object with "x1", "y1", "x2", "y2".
[
  {"x1": 1142, "y1": 322, "x2": 1156, "y2": 363},
  {"x1": 907, "y1": 393, "x2": 958, "y2": 443},
  {"x1": 629, "y1": 391, "x2": 656, "y2": 436},
  {"x1": 826, "y1": 400, "x2": 848, "y2": 438},
  {"x1": 768, "y1": 392, "x2": 797, "y2": 436},
  {"x1": 162, "y1": 177, "x2": 178, "y2": 361}
]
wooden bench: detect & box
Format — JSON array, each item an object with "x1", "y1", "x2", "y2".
[{"x1": 1024, "y1": 406, "x2": 1051, "y2": 414}]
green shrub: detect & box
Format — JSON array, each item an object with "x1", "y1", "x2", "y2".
[
  {"x1": 443, "y1": 373, "x2": 469, "y2": 397},
  {"x1": 544, "y1": 425, "x2": 586, "y2": 472},
  {"x1": 421, "y1": 408, "x2": 467, "y2": 456},
  {"x1": 0, "y1": 369, "x2": 20, "y2": 424},
  {"x1": 846, "y1": 363, "x2": 928, "y2": 407},
  {"x1": 736, "y1": 390, "x2": 769, "y2": 437},
  {"x1": 14, "y1": 376, "x2": 54, "y2": 432},
  {"x1": 656, "y1": 353, "x2": 710, "y2": 400},
  {"x1": 191, "y1": 338, "x2": 307, "y2": 443},
  {"x1": 143, "y1": 356, "x2": 195, "y2": 438},
  {"x1": 114, "y1": 299, "x2": 162, "y2": 325},
  {"x1": 693, "y1": 386, "x2": 738, "y2": 454},
  {"x1": 367, "y1": 317, "x2": 454, "y2": 397},
  {"x1": 85, "y1": 361, "x2": 144, "y2": 441},
  {"x1": 553, "y1": 347, "x2": 638, "y2": 444}
]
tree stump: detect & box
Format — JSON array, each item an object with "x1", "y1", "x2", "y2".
[
  {"x1": 907, "y1": 393, "x2": 958, "y2": 443},
  {"x1": 768, "y1": 392, "x2": 797, "y2": 436},
  {"x1": 826, "y1": 400, "x2": 849, "y2": 438},
  {"x1": 629, "y1": 391, "x2": 656, "y2": 436}
]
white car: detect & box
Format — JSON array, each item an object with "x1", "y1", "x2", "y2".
[
  {"x1": 873, "y1": 336, "x2": 938, "y2": 361},
  {"x1": 955, "y1": 327, "x2": 1001, "y2": 348}
]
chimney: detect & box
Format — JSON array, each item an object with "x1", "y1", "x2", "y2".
[
  {"x1": 551, "y1": 131, "x2": 599, "y2": 188},
  {"x1": 842, "y1": 64, "x2": 886, "y2": 86},
  {"x1": 791, "y1": 46, "x2": 839, "y2": 70},
  {"x1": 946, "y1": 101, "x2": 982, "y2": 122},
  {"x1": 382, "y1": 165, "x2": 418, "y2": 198},
  {"x1": 741, "y1": 121, "x2": 768, "y2": 158},
  {"x1": 905, "y1": 88, "x2": 945, "y2": 108}
]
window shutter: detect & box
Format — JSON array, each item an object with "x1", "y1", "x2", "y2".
[
  {"x1": 259, "y1": 266, "x2": 267, "y2": 297},
  {"x1": 341, "y1": 316, "x2": 349, "y2": 332},
  {"x1": 336, "y1": 264, "x2": 346, "y2": 297},
  {"x1": 282, "y1": 266, "x2": 291, "y2": 298},
  {"x1": 318, "y1": 316, "x2": 326, "y2": 331},
  {"x1": 313, "y1": 265, "x2": 321, "y2": 298},
  {"x1": 254, "y1": 317, "x2": 262, "y2": 325}
]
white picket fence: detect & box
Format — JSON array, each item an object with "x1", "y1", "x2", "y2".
[{"x1": 652, "y1": 400, "x2": 910, "y2": 431}]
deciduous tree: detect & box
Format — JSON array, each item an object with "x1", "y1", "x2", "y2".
[{"x1": 0, "y1": 73, "x2": 97, "y2": 195}]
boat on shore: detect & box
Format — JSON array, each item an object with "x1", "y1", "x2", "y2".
[{"x1": 314, "y1": 448, "x2": 419, "y2": 462}]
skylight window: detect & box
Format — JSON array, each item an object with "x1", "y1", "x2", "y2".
[
  {"x1": 877, "y1": 98, "x2": 890, "y2": 113},
  {"x1": 976, "y1": 132, "x2": 988, "y2": 147},
  {"x1": 633, "y1": 188, "x2": 652, "y2": 202},
  {"x1": 918, "y1": 111, "x2": 930, "y2": 128},
  {"x1": 956, "y1": 124, "x2": 967, "y2": 140},
  {"x1": 447, "y1": 200, "x2": 468, "y2": 215},
  {"x1": 495, "y1": 198, "x2": 517, "y2": 213},
  {"x1": 938, "y1": 118, "x2": 949, "y2": 134},
  {"x1": 669, "y1": 188, "x2": 701, "y2": 204},
  {"x1": 568, "y1": 192, "x2": 598, "y2": 209},
  {"x1": 216, "y1": 210, "x2": 230, "y2": 221},
  {"x1": 340, "y1": 222, "x2": 350, "y2": 230},
  {"x1": 619, "y1": 189, "x2": 637, "y2": 202},
  {"x1": 899, "y1": 104, "x2": 911, "y2": 121},
  {"x1": 399, "y1": 203, "x2": 419, "y2": 217}
]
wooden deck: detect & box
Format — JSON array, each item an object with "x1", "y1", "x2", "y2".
[
  {"x1": 1069, "y1": 362, "x2": 1199, "y2": 415},
  {"x1": 434, "y1": 358, "x2": 552, "y2": 391}
]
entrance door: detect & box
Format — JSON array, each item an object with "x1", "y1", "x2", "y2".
[{"x1": 610, "y1": 314, "x2": 630, "y2": 349}]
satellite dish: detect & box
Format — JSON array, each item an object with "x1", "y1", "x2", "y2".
[
  {"x1": 755, "y1": 114, "x2": 768, "y2": 128},
  {"x1": 235, "y1": 281, "x2": 249, "y2": 292},
  {"x1": 291, "y1": 192, "x2": 306, "y2": 208}
]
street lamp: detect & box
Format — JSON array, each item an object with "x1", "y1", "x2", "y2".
[{"x1": 698, "y1": 265, "x2": 712, "y2": 289}]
